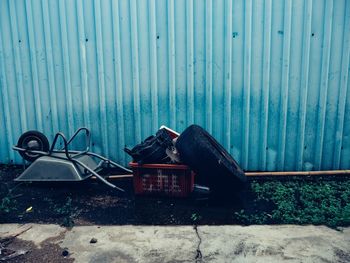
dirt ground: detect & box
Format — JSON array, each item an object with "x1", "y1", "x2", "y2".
[
  {"x1": 1, "y1": 164, "x2": 350, "y2": 226},
  {"x1": 0, "y1": 164, "x2": 248, "y2": 226},
  {"x1": 3, "y1": 237, "x2": 74, "y2": 263}
]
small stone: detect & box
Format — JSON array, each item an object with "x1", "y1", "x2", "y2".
[
  {"x1": 90, "y1": 238, "x2": 98, "y2": 244},
  {"x1": 62, "y1": 248, "x2": 69, "y2": 257}
]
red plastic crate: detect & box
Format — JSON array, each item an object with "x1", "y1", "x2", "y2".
[{"x1": 129, "y1": 162, "x2": 194, "y2": 197}]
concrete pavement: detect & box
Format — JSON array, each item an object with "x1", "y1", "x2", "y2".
[{"x1": 1, "y1": 224, "x2": 349, "y2": 262}]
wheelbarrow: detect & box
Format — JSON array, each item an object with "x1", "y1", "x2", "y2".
[{"x1": 12, "y1": 127, "x2": 131, "y2": 192}]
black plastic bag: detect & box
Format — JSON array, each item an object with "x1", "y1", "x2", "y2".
[{"x1": 124, "y1": 129, "x2": 174, "y2": 164}]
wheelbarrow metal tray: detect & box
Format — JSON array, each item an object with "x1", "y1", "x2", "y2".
[{"x1": 15, "y1": 153, "x2": 99, "y2": 181}]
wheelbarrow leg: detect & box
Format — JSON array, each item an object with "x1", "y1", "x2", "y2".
[{"x1": 75, "y1": 160, "x2": 125, "y2": 192}]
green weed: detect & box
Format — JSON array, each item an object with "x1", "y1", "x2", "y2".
[
  {"x1": 52, "y1": 197, "x2": 76, "y2": 227},
  {"x1": 0, "y1": 185, "x2": 17, "y2": 215},
  {"x1": 191, "y1": 213, "x2": 202, "y2": 223},
  {"x1": 234, "y1": 179, "x2": 350, "y2": 227}
]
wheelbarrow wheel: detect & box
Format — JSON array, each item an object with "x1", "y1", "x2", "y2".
[{"x1": 17, "y1": 130, "x2": 50, "y2": 162}]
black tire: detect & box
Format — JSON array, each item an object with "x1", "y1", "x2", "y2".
[
  {"x1": 176, "y1": 125, "x2": 246, "y2": 193},
  {"x1": 17, "y1": 130, "x2": 50, "y2": 162}
]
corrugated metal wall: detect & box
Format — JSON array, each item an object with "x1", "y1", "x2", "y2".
[{"x1": 0, "y1": 0, "x2": 349, "y2": 171}]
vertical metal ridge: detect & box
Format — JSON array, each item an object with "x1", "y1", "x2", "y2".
[
  {"x1": 242, "y1": 0, "x2": 252, "y2": 170},
  {"x1": 8, "y1": 1, "x2": 27, "y2": 132},
  {"x1": 25, "y1": 1, "x2": 43, "y2": 130},
  {"x1": 148, "y1": 0, "x2": 159, "y2": 131},
  {"x1": 315, "y1": 0, "x2": 333, "y2": 170},
  {"x1": 278, "y1": 0, "x2": 292, "y2": 170},
  {"x1": 111, "y1": 0, "x2": 126, "y2": 163},
  {"x1": 129, "y1": 0, "x2": 141, "y2": 142},
  {"x1": 0, "y1": 31, "x2": 15, "y2": 161},
  {"x1": 223, "y1": 0, "x2": 232, "y2": 150},
  {"x1": 333, "y1": 2, "x2": 350, "y2": 169},
  {"x1": 41, "y1": 0, "x2": 59, "y2": 134},
  {"x1": 76, "y1": 0, "x2": 91, "y2": 130},
  {"x1": 167, "y1": 0, "x2": 176, "y2": 129},
  {"x1": 58, "y1": 0, "x2": 74, "y2": 134},
  {"x1": 205, "y1": 0, "x2": 213, "y2": 133},
  {"x1": 186, "y1": 0, "x2": 194, "y2": 125},
  {"x1": 94, "y1": 0, "x2": 109, "y2": 154},
  {"x1": 260, "y1": 0, "x2": 272, "y2": 171},
  {"x1": 295, "y1": 1, "x2": 310, "y2": 170}
]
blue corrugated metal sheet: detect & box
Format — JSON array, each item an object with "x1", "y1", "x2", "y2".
[{"x1": 0, "y1": 0, "x2": 349, "y2": 171}]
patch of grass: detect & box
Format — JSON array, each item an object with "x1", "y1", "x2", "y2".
[
  {"x1": 52, "y1": 197, "x2": 76, "y2": 227},
  {"x1": 191, "y1": 213, "x2": 202, "y2": 223},
  {"x1": 0, "y1": 196, "x2": 13, "y2": 214},
  {"x1": 0, "y1": 184, "x2": 17, "y2": 215},
  {"x1": 234, "y1": 179, "x2": 350, "y2": 227},
  {"x1": 52, "y1": 197, "x2": 73, "y2": 216}
]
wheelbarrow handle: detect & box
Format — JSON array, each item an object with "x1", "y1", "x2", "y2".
[
  {"x1": 65, "y1": 127, "x2": 91, "y2": 152},
  {"x1": 74, "y1": 158, "x2": 125, "y2": 192},
  {"x1": 12, "y1": 146, "x2": 49, "y2": 156},
  {"x1": 50, "y1": 132, "x2": 71, "y2": 160}
]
